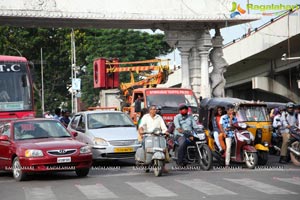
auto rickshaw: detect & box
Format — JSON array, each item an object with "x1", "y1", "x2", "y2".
[{"x1": 199, "y1": 97, "x2": 271, "y2": 165}]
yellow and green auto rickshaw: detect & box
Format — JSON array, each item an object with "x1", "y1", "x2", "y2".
[{"x1": 199, "y1": 97, "x2": 271, "y2": 165}]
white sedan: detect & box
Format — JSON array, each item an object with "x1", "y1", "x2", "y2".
[{"x1": 67, "y1": 110, "x2": 140, "y2": 161}]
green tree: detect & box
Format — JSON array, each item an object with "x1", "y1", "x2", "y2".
[{"x1": 0, "y1": 27, "x2": 172, "y2": 113}]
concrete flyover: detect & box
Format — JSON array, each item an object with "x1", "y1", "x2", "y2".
[
  {"x1": 223, "y1": 8, "x2": 300, "y2": 103},
  {"x1": 0, "y1": 0, "x2": 259, "y2": 99}
]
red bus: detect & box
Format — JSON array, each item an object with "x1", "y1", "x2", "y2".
[{"x1": 0, "y1": 55, "x2": 35, "y2": 122}]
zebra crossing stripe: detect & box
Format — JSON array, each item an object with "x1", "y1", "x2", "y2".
[
  {"x1": 126, "y1": 181, "x2": 177, "y2": 197},
  {"x1": 75, "y1": 184, "x2": 118, "y2": 199},
  {"x1": 276, "y1": 177, "x2": 300, "y2": 186},
  {"x1": 225, "y1": 178, "x2": 298, "y2": 194},
  {"x1": 0, "y1": 180, "x2": 14, "y2": 183},
  {"x1": 24, "y1": 186, "x2": 57, "y2": 200},
  {"x1": 176, "y1": 179, "x2": 237, "y2": 195}
]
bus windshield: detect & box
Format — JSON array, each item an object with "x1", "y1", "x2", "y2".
[{"x1": 0, "y1": 61, "x2": 33, "y2": 112}]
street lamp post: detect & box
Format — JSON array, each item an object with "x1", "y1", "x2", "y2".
[
  {"x1": 41, "y1": 48, "x2": 45, "y2": 116},
  {"x1": 71, "y1": 29, "x2": 78, "y2": 114}
]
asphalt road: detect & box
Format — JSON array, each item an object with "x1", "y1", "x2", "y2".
[{"x1": 0, "y1": 155, "x2": 299, "y2": 200}]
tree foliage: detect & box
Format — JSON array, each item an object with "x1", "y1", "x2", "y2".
[{"x1": 0, "y1": 27, "x2": 172, "y2": 114}]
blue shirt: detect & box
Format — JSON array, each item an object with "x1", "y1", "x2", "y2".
[
  {"x1": 173, "y1": 114, "x2": 198, "y2": 137},
  {"x1": 220, "y1": 114, "x2": 237, "y2": 138}
]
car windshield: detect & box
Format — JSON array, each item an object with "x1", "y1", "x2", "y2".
[
  {"x1": 14, "y1": 120, "x2": 71, "y2": 140},
  {"x1": 87, "y1": 112, "x2": 135, "y2": 129},
  {"x1": 236, "y1": 105, "x2": 269, "y2": 122}
]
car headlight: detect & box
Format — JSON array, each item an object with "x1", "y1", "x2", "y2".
[
  {"x1": 94, "y1": 137, "x2": 108, "y2": 146},
  {"x1": 134, "y1": 139, "x2": 140, "y2": 145},
  {"x1": 25, "y1": 149, "x2": 43, "y2": 157},
  {"x1": 80, "y1": 146, "x2": 91, "y2": 154}
]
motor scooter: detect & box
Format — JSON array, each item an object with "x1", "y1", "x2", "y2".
[
  {"x1": 135, "y1": 128, "x2": 167, "y2": 176},
  {"x1": 173, "y1": 126, "x2": 213, "y2": 171},
  {"x1": 207, "y1": 123, "x2": 258, "y2": 168}
]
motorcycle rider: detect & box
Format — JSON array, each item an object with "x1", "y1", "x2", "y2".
[
  {"x1": 219, "y1": 105, "x2": 238, "y2": 167},
  {"x1": 279, "y1": 102, "x2": 297, "y2": 164},
  {"x1": 173, "y1": 103, "x2": 199, "y2": 166}
]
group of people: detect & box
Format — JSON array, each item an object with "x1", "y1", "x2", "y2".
[
  {"x1": 212, "y1": 105, "x2": 238, "y2": 167},
  {"x1": 137, "y1": 102, "x2": 238, "y2": 170},
  {"x1": 271, "y1": 102, "x2": 300, "y2": 164},
  {"x1": 44, "y1": 108, "x2": 71, "y2": 127},
  {"x1": 137, "y1": 103, "x2": 253, "y2": 168}
]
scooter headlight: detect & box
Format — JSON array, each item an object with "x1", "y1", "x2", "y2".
[
  {"x1": 263, "y1": 141, "x2": 269, "y2": 147},
  {"x1": 238, "y1": 122, "x2": 247, "y2": 129},
  {"x1": 153, "y1": 128, "x2": 161, "y2": 135},
  {"x1": 246, "y1": 139, "x2": 252, "y2": 145}
]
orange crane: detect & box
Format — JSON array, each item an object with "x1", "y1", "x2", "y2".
[{"x1": 104, "y1": 59, "x2": 170, "y2": 106}]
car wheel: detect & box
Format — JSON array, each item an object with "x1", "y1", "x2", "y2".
[
  {"x1": 75, "y1": 168, "x2": 90, "y2": 177},
  {"x1": 12, "y1": 157, "x2": 27, "y2": 181}
]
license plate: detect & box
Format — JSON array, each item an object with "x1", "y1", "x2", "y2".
[
  {"x1": 57, "y1": 157, "x2": 71, "y2": 163},
  {"x1": 114, "y1": 147, "x2": 134, "y2": 153}
]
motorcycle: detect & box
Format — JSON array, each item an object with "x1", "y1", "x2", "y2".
[
  {"x1": 173, "y1": 126, "x2": 213, "y2": 171},
  {"x1": 209, "y1": 123, "x2": 258, "y2": 169},
  {"x1": 135, "y1": 128, "x2": 167, "y2": 176},
  {"x1": 288, "y1": 126, "x2": 300, "y2": 166},
  {"x1": 273, "y1": 126, "x2": 300, "y2": 166}
]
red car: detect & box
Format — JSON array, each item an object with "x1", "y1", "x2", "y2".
[{"x1": 0, "y1": 118, "x2": 92, "y2": 181}]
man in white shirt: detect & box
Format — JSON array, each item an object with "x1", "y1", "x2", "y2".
[
  {"x1": 138, "y1": 105, "x2": 168, "y2": 135},
  {"x1": 138, "y1": 105, "x2": 169, "y2": 172}
]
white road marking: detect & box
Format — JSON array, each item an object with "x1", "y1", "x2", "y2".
[
  {"x1": 126, "y1": 181, "x2": 177, "y2": 197},
  {"x1": 276, "y1": 177, "x2": 300, "y2": 185},
  {"x1": 24, "y1": 186, "x2": 57, "y2": 200},
  {"x1": 225, "y1": 178, "x2": 298, "y2": 194},
  {"x1": 0, "y1": 180, "x2": 14, "y2": 183},
  {"x1": 176, "y1": 179, "x2": 237, "y2": 195},
  {"x1": 75, "y1": 184, "x2": 118, "y2": 199}
]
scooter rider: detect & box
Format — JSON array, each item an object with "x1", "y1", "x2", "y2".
[
  {"x1": 138, "y1": 105, "x2": 169, "y2": 171},
  {"x1": 173, "y1": 103, "x2": 199, "y2": 166},
  {"x1": 279, "y1": 102, "x2": 297, "y2": 164},
  {"x1": 220, "y1": 105, "x2": 238, "y2": 167}
]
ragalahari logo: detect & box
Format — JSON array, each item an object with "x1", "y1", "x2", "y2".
[{"x1": 230, "y1": 2, "x2": 246, "y2": 18}]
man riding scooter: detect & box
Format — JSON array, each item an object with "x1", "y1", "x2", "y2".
[
  {"x1": 173, "y1": 103, "x2": 199, "y2": 166},
  {"x1": 138, "y1": 105, "x2": 169, "y2": 173}
]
